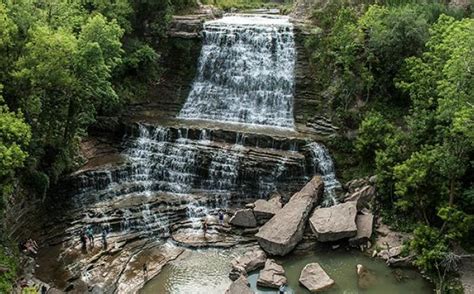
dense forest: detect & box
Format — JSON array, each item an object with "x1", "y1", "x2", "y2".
[
  {"x1": 306, "y1": 2, "x2": 473, "y2": 291},
  {"x1": 0, "y1": 0, "x2": 472, "y2": 292}
]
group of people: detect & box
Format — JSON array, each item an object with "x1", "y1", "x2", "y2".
[
  {"x1": 80, "y1": 225, "x2": 109, "y2": 252},
  {"x1": 19, "y1": 238, "x2": 39, "y2": 255}
]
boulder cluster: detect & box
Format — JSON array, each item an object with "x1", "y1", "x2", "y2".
[{"x1": 226, "y1": 175, "x2": 379, "y2": 292}]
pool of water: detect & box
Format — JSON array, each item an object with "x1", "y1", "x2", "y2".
[{"x1": 140, "y1": 246, "x2": 432, "y2": 294}]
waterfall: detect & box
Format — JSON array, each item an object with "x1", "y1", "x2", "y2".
[
  {"x1": 307, "y1": 142, "x2": 341, "y2": 206},
  {"x1": 178, "y1": 14, "x2": 296, "y2": 129},
  {"x1": 67, "y1": 15, "x2": 343, "y2": 241},
  {"x1": 126, "y1": 126, "x2": 199, "y2": 194}
]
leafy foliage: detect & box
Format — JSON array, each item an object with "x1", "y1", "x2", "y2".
[
  {"x1": 354, "y1": 13, "x2": 473, "y2": 290},
  {"x1": 0, "y1": 0, "x2": 190, "y2": 289}
]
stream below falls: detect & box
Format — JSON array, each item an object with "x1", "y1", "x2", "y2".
[{"x1": 140, "y1": 245, "x2": 431, "y2": 294}]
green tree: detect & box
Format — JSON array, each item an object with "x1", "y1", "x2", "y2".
[
  {"x1": 356, "y1": 112, "x2": 394, "y2": 160},
  {"x1": 13, "y1": 14, "x2": 124, "y2": 181},
  {"x1": 0, "y1": 87, "x2": 31, "y2": 206}
]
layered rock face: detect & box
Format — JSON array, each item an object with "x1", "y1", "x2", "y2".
[
  {"x1": 229, "y1": 248, "x2": 267, "y2": 281},
  {"x1": 257, "y1": 259, "x2": 287, "y2": 288},
  {"x1": 256, "y1": 176, "x2": 324, "y2": 256}
]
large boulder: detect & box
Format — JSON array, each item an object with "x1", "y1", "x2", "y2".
[
  {"x1": 229, "y1": 248, "x2": 267, "y2": 281},
  {"x1": 255, "y1": 176, "x2": 324, "y2": 256},
  {"x1": 299, "y1": 263, "x2": 334, "y2": 292},
  {"x1": 226, "y1": 275, "x2": 254, "y2": 294},
  {"x1": 253, "y1": 196, "x2": 282, "y2": 225},
  {"x1": 309, "y1": 201, "x2": 358, "y2": 242},
  {"x1": 257, "y1": 259, "x2": 287, "y2": 288},
  {"x1": 356, "y1": 264, "x2": 376, "y2": 289},
  {"x1": 349, "y1": 213, "x2": 374, "y2": 246},
  {"x1": 344, "y1": 185, "x2": 375, "y2": 210},
  {"x1": 230, "y1": 209, "x2": 257, "y2": 228}
]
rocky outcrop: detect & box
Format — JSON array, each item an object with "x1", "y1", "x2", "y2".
[
  {"x1": 373, "y1": 221, "x2": 411, "y2": 261},
  {"x1": 449, "y1": 0, "x2": 472, "y2": 9},
  {"x1": 345, "y1": 176, "x2": 377, "y2": 192},
  {"x1": 168, "y1": 5, "x2": 222, "y2": 39},
  {"x1": 253, "y1": 196, "x2": 282, "y2": 225},
  {"x1": 229, "y1": 248, "x2": 267, "y2": 281},
  {"x1": 344, "y1": 185, "x2": 375, "y2": 210},
  {"x1": 377, "y1": 246, "x2": 403, "y2": 261},
  {"x1": 356, "y1": 264, "x2": 376, "y2": 289},
  {"x1": 309, "y1": 201, "x2": 358, "y2": 242},
  {"x1": 257, "y1": 259, "x2": 287, "y2": 288},
  {"x1": 299, "y1": 263, "x2": 334, "y2": 292},
  {"x1": 230, "y1": 209, "x2": 257, "y2": 228},
  {"x1": 349, "y1": 213, "x2": 374, "y2": 246},
  {"x1": 255, "y1": 176, "x2": 324, "y2": 256},
  {"x1": 226, "y1": 275, "x2": 254, "y2": 294}
]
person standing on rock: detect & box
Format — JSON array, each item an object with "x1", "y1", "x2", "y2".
[
  {"x1": 143, "y1": 262, "x2": 148, "y2": 279},
  {"x1": 203, "y1": 219, "x2": 208, "y2": 237},
  {"x1": 279, "y1": 283, "x2": 287, "y2": 294},
  {"x1": 80, "y1": 231, "x2": 88, "y2": 252},
  {"x1": 218, "y1": 210, "x2": 224, "y2": 225},
  {"x1": 86, "y1": 226, "x2": 94, "y2": 248},
  {"x1": 101, "y1": 227, "x2": 108, "y2": 250}
]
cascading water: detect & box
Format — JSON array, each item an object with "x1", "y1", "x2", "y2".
[
  {"x1": 307, "y1": 142, "x2": 341, "y2": 206},
  {"x1": 178, "y1": 14, "x2": 296, "y2": 129},
  {"x1": 68, "y1": 14, "x2": 342, "y2": 242}
]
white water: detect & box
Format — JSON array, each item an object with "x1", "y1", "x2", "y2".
[
  {"x1": 308, "y1": 142, "x2": 341, "y2": 206},
  {"x1": 72, "y1": 15, "x2": 342, "y2": 241},
  {"x1": 178, "y1": 14, "x2": 296, "y2": 129}
]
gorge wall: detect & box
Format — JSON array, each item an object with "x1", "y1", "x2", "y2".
[{"x1": 32, "y1": 13, "x2": 342, "y2": 292}]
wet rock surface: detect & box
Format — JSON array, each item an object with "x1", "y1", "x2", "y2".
[
  {"x1": 299, "y1": 262, "x2": 335, "y2": 292},
  {"x1": 309, "y1": 201, "x2": 358, "y2": 242},
  {"x1": 257, "y1": 259, "x2": 287, "y2": 288},
  {"x1": 229, "y1": 248, "x2": 267, "y2": 281},
  {"x1": 256, "y1": 176, "x2": 324, "y2": 256},
  {"x1": 226, "y1": 275, "x2": 254, "y2": 294},
  {"x1": 357, "y1": 264, "x2": 377, "y2": 290}
]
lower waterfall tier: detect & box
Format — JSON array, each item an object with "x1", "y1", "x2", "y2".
[{"x1": 50, "y1": 124, "x2": 340, "y2": 244}]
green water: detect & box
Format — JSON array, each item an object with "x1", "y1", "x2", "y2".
[{"x1": 141, "y1": 246, "x2": 432, "y2": 294}]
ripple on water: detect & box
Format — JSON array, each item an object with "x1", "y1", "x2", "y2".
[
  {"x1": 140, "y1": 246, "x2": 432, "y2": 294},
  {"x1": 140, "y1": 248, "x2": 243, "y2": 294}
]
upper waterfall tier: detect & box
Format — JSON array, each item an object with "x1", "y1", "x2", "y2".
[{"x1": 178, "y1": 14, "x2": 296, "y2": 129}]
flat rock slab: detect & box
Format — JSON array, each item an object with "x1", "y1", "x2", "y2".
[
  {"x1": 226, "y1": 275, "x2": 254, "y2": 294},
  {"x1": 253, "y1": 197, "x2": 282, "y2": 225},
  {"x1": 172, "y1": 228, "x2": 242, "y2": 248},
  {"x1": 114, "y1": 242, "x2": 184, "y2": 293},
  {"x1": 230, "y1": 209, "x2": 257, "y2": 228},
  {"x1": 257, "y1": 259, "x2": 287, "y2": 288},
  {"x1": 299, "y1": 263, "x2": 335, "y2": 292},
  {"x1": 309, "y1": 201, "x2": 358, "y2": 242},
  {"x1": 255, "y1": 176, "x2": 324, "y2": 256},
  {"x1": 349, "y1": 213, "x2": 374, "y2": 246},
  {"x1": 229, "y1": 248, "x2": 267, "y2": 281}
]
